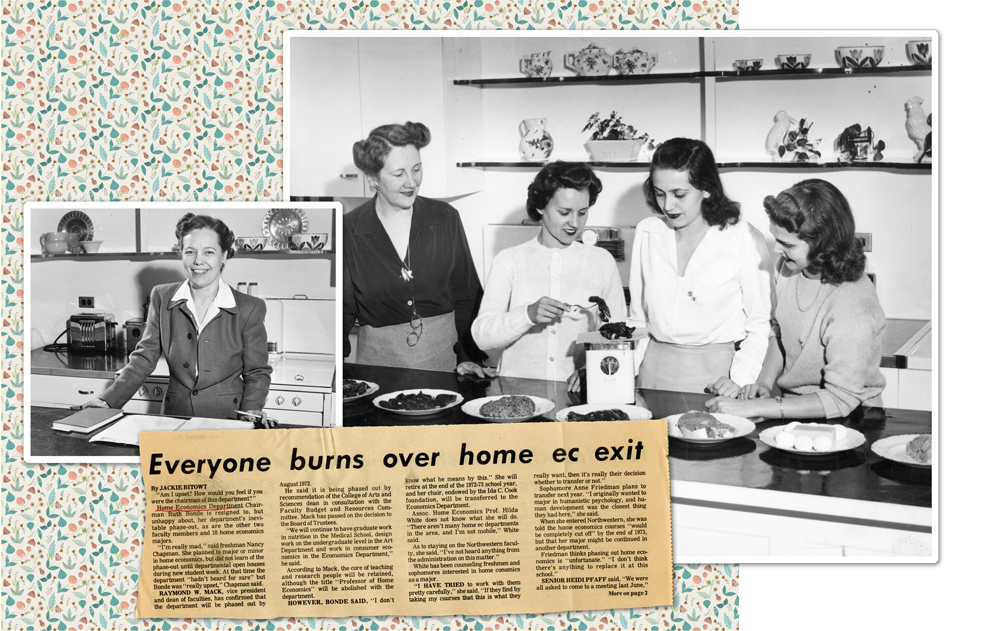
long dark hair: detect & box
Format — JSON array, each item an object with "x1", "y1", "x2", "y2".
[
  {"x1": 764, "y1": 179, "x2": 866, "y2": 284},
  {"x1": 175, "y1": 213, "x2": 236, "y2": 259},
  {"x1": 352, "y1": 122, "x2": 431, "y2": 177},
  {"x1": 525, "y1": 161, "x2": 603, "y2": 222},
  {"x1": 642, "y1": 138, "x2": 740, "y2": 228}
]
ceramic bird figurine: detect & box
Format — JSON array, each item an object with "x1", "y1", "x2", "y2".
[
  {"x1": 905, "y1": 96, "x2": 932, "y2": 162},
  {"x1": 766, "y1": 110, "x2": 794, "y2": 161}
]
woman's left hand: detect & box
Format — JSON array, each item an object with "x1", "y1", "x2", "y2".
[
  {"x1": 566, "y1": 369, "x2": 584, "y2": 394},
  {"x1": 706, "y1": 377, "x2": 741, "y2": 398},
  {"x1": 456, "y1": 362, "x2": 498, "y2": 379},
  {"x1": 244, "y1": 409, "x2": 278, "y2": 429},
  {"x1": 705, "y1": 396, "x2": 760, "y2": 417}
]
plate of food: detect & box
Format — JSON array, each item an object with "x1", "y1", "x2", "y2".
[
  {"x1": 344, "y1": 378, "x2": 379, "y2": 403},
  {"x1": 373, "y1": 389, "x2": 463, "y2": 416},
  {"x1": 462, "y1": 395, "x2": 556, "y2": 422},
  {"x1": 759, "y1": 422, "x2": 865, "y2": 455},
  {"x1": 872, "y1": 433, "x2": 931, "y2": 468},
  {"x1": 555, "y1": 404, "x2": 653, "y2": 423},
  {"x1": 665, "y1": 410, "x2": 756, "y2": 444}
]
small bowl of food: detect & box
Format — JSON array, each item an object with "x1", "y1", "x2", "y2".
[
  {"x1": 835, "y1": 45, "x2": 885, "y2": 69},
  {"x1": 906, "y1": 40, "x2": 932, "y2": 65},
  {"x1": 776, "y1": 54, "x2": 811, "y2": 70},
  {"x1": 236, "y1": 236, "x2": 267, "y2": 252},
  {"x1": 288, "y1": 232, "x2": 328, "y2": 252},
  {"x1": 733, "y1": 59, "x2": 763, "y2": 72},
  {"x1": 81, "y1": 240, "x2": 104, "y2": 254}
]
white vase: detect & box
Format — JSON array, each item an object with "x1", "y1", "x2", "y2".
[{"x1": 518, "y1": 118, "x2": 554, "y2": 161}]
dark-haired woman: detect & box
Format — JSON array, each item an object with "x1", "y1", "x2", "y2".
[
  {"x1": 630, "y1": 138, "x2": 771, "y2": 395},
  {"x1": 707, "y1": 179, "x2": 886, "y2": 419},
  {"x1": 472, "y1": 162, "x2": 625, "y2": 386},
  {"x1": 344, "y1": 122, "x2": 494, "y2": 376},
  {"x1": 81, "y1": 214, "x2": 274, "y2": 424}
]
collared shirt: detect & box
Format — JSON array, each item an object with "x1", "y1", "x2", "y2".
[
  {"x1": 473, "y1": 238, "x2": 627, "y2": 382},
  {"x1": 170, "y1": 279, "x2": 237, "y2": 334},
  {"x1": 628, "y1": 217, "x2": 772, "y2": 386}
]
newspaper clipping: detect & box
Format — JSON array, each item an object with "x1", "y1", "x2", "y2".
[{"x1": 137, "y1": 421, "x2": 672, "y2": 618}]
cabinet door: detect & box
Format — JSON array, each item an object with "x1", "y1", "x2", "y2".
[{"x1": 288, "y1": 37, "x2": 364, "y2": 197}]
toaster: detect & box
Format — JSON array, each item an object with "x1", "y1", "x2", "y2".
[{"x1": 68, "y1": 313, "x2": 118, "y2": 354}]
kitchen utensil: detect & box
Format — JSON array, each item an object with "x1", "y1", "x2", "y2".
[
  {"x1": 39, "y1": 231, "x2": 69, "y2": 255},
  {"x1": 68, "y1": 313, "x2": 118, "y2": 354},
  {"x1": 872, "y1": 434, "x2": 932, "y2": 468},
  {"x1": 836, "y1": 46, "x2": 885, "y2": 69},
  {"x1": 519, "y1": 51, "x2": 553, "y2": 79},
  {"x1": 81, "y1": 240, "x2": 104, "y2": 253},
  {"x1": 776, "y1": 54, "x2": 811, "y2": 70},
  {"x1": 564, "y1": 42, "x2": 613, "y2": 77},
  {"x1": 555, "y1": 404, "x2": 652, "y2": 422},
  {"x1": 518, "y1": 118, "x2": 554, "y2": 161},
  {"x1": 665, "y1": 412, "x2": 756, "y2": 445},
  {"x1": 373, "y1": 389, "x2": 464, "y2": 416},
  {"x1": 462, "y1": 395, "x2": 556, "y2": 422},
  {"x1": 344, "y1": 379, "x2": 380, "y2": 403},
  {"x1": 261, "y1": 207, "x2": 309, "y2": 249},
  {"x1": 760, "y1": 424, "x2": 866, "y2": 455},
  {"x1": 906, "y1": 40, "x2": 932, "y2": 65},
  {"x1": 124, "y1": 318, "x2": 146, "y2": 354},
  {"x1": 568, "y1": 302, "x2": 597, "y2": 313},
  {"x1": 57, "y1": 210, "x2": 95, "y2": 241},
  {"x1": 577, "y1": 328, "x2": 647, "y2": 405}
]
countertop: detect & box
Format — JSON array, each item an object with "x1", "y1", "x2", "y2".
[{"x1": 343, "y1": 364, "x2": 932, "y2": 513}]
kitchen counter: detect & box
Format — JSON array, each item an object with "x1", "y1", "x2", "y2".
[
  {"x1": 344, "y1": 364, "x2": 933, "y2": 560},
  {"x1": 30, "y1": 348, "x2": 169, "y2": 378}
]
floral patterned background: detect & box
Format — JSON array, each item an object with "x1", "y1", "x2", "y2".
[{"x1": 1, "y1": 1, "x2": 739, "y2": 629}]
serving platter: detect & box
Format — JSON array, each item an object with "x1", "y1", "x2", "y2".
[
  {"x1": 872, "y1": 434, "x2": 932, "y2": 468},
  {"x1": 462, "y1": 395, "x2": 556, "y2": 423},
  {"x1": 760, "y1": 424, "x2": 866, "y2": 456},
  {"x1": 373, "y1": 389, "x2": 463, "y2": 416},
  {"x1": 555, "y1": 404, "x2": 652, "y2": 423},
  {"x1": 343, "y1": 379, "x2": 379, "y2": 403},
  {"x1": 261, "y1": 207, "x2": 309, "y2": 249},
  {"x1": 57, "y1": 211, "x2": 95, "y2": 242},
  {"x1": 665, "y1": 412, "x2": 757, "y2": 445}
]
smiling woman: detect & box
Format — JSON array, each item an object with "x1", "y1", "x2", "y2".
[{"x1": 78, "y1": 214, "x2": 275, "y2": 426}]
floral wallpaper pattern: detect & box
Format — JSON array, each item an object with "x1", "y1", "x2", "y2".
[{"x1": 1, "y1": 0, "x2": 739, "y2": 629}]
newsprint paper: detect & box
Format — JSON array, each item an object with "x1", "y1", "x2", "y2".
[{"x1": 137, "y1": 421, "x2": 672, "y2": 618}]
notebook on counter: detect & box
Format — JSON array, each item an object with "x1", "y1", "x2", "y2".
[
  {"x1": 51, "y1": 408, "x2": 125, "y2": 433},
  {"x1": 88, "y1": 415, "x2": 252, "y2": 446}
]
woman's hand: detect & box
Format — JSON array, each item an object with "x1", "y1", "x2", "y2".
[
  {"x1": 456, "y1": 362, "x2": 498, "y2": 379},
  {"x1": 738, "y1": 384, "x2": 771, "y2": 400},
  {"x1": 567, "y1": 369, "x2": 585, "y2": 394},
  {"x1": 241, "y1": 409, "x2": 278, "y2": 429},
  {"x1": 705, "y1": 396, "x2": 761, "y2": 417},
  {"x1": 527, "y1": 297, "x2": 568, "y2": 325},
  {"x1": 706, "y1": 377, "x2": 741, "y2": 398},
  {"x1": 73, "y1": 398, "x2": 109, "y2": 410}
]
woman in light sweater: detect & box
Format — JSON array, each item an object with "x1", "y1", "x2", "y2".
[
  {"x1": 707, "y1": 179, "x2": 886, "y2": 419},
  {"x1": 472, "y1": 162, "x2": 626, "y2": 388}
]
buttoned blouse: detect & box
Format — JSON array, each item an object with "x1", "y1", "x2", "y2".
[{"x1": 628, "y1": 216, "x2": 772, "y2": 386}]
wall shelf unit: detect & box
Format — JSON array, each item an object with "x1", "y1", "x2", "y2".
[{"x1": 457, "y1": 160, "x2": 930, "y2": 172}]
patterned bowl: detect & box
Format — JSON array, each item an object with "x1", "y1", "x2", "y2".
[
  {"x1": 236, "y1": 236, "x2": 267, "y2": 251},
  {"x1": 776, "y1": 54, "x2": 811, "y2": 70},
  {"x1": 906, "y1": 40, "x2": 932, "y2": 66},
  {"x1": 288, "y1": 232, "x2": 328, "y2": 252},
  {"x1": 836, "y1": 46, "x2": 885, "y2": 69},
  {"x1": 733, "y1": 59, "x2": 763, "y2": 72}
]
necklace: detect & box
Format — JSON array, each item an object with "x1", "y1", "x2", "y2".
[{"x1": 795, "y1": 274, "x2": 823, "y2": 312}]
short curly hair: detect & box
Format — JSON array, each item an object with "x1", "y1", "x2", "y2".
[
  {"x1": 353, "y1": 122, "x2": 431, "y2": 177},
  {"x1": 764, "y1": 179, "x2": 866, "y2": 285},
  {"x1": 525, "y1": 161, "x2": 603, "y2": 222},
  {"x1": 642, "y1": 138, "x2": 740, "y2": 228},
  {"x1": 175, "y1": 213, "x2": 236, "y2": 259}
]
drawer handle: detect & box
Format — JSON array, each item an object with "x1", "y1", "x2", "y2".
[
  {"x1": 340, "y1": 173, "x2": 359, "y2": 179},
  {"x1": 294, "y1": 374, "x2": 304, "y2": 382},
  {"x1": 78, "y1": 390, "x2": 94, "y2": 395},
  {"x1": 153, "y1": 387, "x2": 163, "y2": 397},
  {"x1": 292, "y1": 397, "x2": 302, "y2": 407},
  {"x1": 276, "y1": 395, "x2": 285, "y2": 405}
]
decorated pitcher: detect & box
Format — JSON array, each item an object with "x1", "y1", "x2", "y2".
[
  {"x1": 564, "y1": 43, "x2": 613, "y2": 77},
  {"x1": 519, "y1": 51, "x2": 553, "y2": 79},
  {"x1": 518, "y1": 118, "x2": 554, "y2": 161},
  {"x1": 614, "y1": 49, "x2": 659, "y2": 75}
]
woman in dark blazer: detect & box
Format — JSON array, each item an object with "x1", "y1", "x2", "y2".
[{"x1": 82, "y1": 214, "x2": 273, "y2": 424}]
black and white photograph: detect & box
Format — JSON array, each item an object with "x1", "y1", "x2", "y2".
[
  {"x1": 284, "y1": 31, "x2": 936, "y2": 562},
  {"x1": 24, "y1": 201, "x2": 341, "y2": 464}
]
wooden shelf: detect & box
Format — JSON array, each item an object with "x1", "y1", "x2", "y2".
[
  {"x1": 31, "y1": 250, "x2": 334, "y2": 261},
  {"x1": 454, "y1": 65, "x2": 931, "y2": 87},
  {"x1": 457, "y1": 160, "x2": 931, "y2": 172}
]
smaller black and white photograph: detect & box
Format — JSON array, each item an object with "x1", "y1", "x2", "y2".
[
  {"x1": 285, "y1": 30, "x2": 936, "y2": 562},
  {"x1": 24, "y1": 202, "x2": 341, "y2": 464}
]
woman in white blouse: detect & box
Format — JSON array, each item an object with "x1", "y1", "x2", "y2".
[
  {"x1": 473, "y1": 162, "x2": 626, "y2": 387},
  {"x1": 630, "y1": 138, "x2": 771, "y2": 395}
]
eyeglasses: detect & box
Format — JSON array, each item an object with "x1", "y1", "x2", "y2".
[{"x1": 406, "y1": 308, "x2": 423, "y2": 347}]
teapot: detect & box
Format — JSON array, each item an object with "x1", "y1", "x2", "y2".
[
  {"x1": 39, "y1": 232, "x2": 69, "y2": 255},
  {"x1": 614, "y1": 49, "x2": 659, "y2": 75},
  {"x1": 564, "y1": 43, "x2": 613, "y2": 77},
  {"x1": 519, "y1": 51, "x2": 553, "y2": 79}
]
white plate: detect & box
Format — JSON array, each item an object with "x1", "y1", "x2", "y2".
[
  {"x1": 760, "y1": 424, "x2": 866, "y2": 455},
  {"x1": 555, "y1": 404, "x2": 653, "y2": 423},
  {"x1": 872, "y1": 434, "x2": 932, "y2": 468},
  {"x1": 373, "y1": 389, "x2": 463, "y2": 416},
  {"x1": 665, "y1": 412, "x2": 757, "y2": 444},
  {"x1": 462, "y1": 395, "x2": 556, "y2": 422},
  {"x1": 344, "y1": 379, "x2": 379, "y2": 403}
]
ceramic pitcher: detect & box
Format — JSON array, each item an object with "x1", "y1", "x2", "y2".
[
  {"x1": 518, "y1": 118, "x2": 554, "y2": 160},
  {"x1": 39, "y1": 231, "x2": 69, "y2": 255},
  {"x1": 519, "y1": 52, "x2": 553, "y2": 79},
  {"x1": 564, "y1": 43, "x2": 613, "y2": 77}
]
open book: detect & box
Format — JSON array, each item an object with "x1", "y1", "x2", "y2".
[{"x1": 89, "y1": 415, "x2": 252, "y2": 446}]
